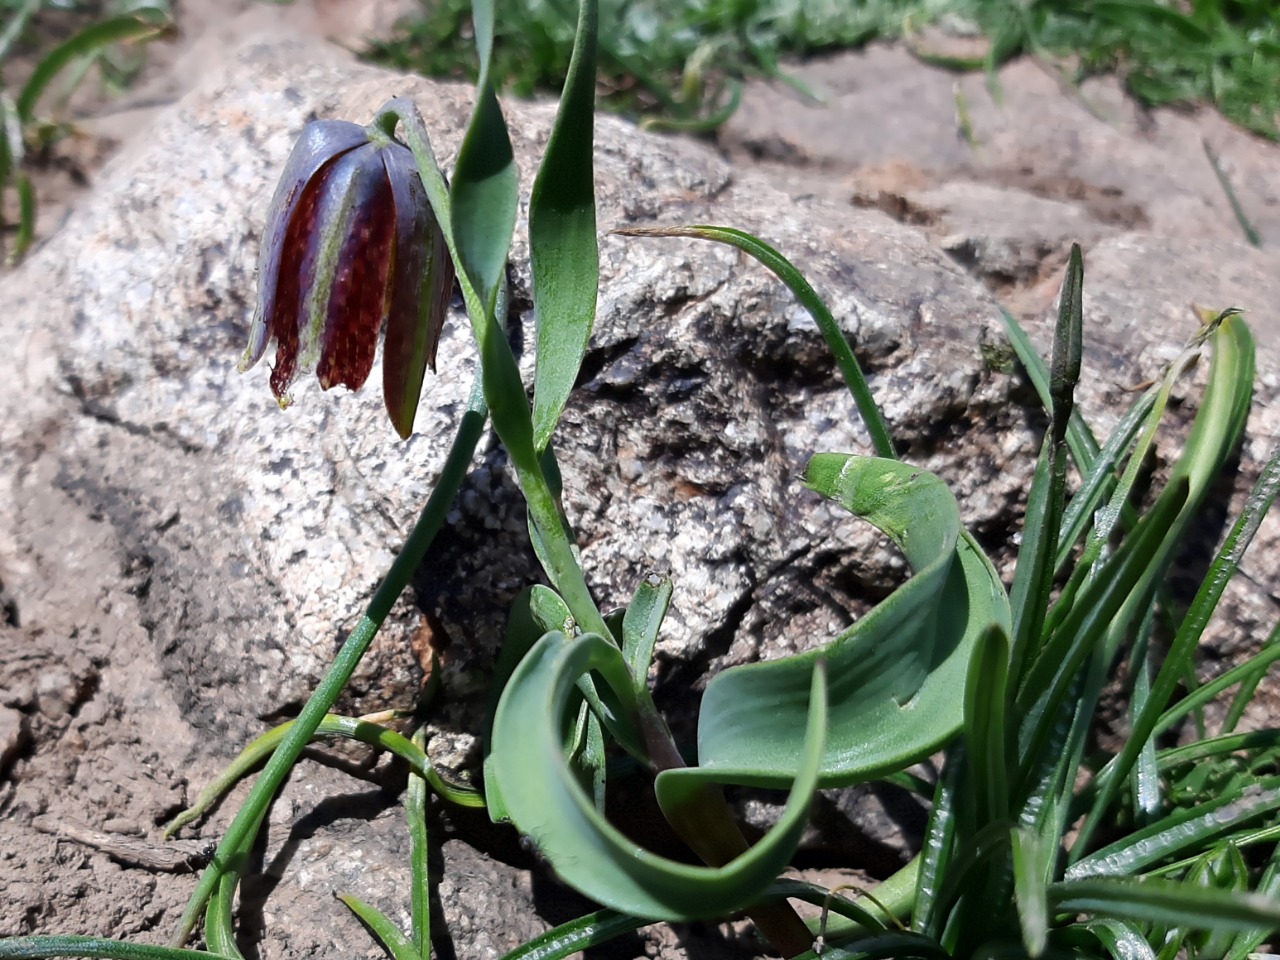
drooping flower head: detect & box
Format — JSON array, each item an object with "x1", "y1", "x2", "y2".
[{"x1": 239, "y1": 112, "x2": 454, "y2": 439}]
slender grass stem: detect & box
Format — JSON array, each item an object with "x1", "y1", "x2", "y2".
[{"x1": 169, "y1": 380, "x2": 488, "y2": 946}]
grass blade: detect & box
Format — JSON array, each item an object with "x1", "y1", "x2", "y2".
[
  {"x1": 498, "y1": 909, "x2": 649, "y2": 960},
  {"x1": 613, "y1": 225, "x2": 896, "y2": 459},
  {"x1": 1077, "y1": 318, "x2": 1263, "y2": 847},
  {"x1": 622, "y1": 573, "x2": 673, "y2": 696},
  {"x1": 1049, "y1": 876, "x2": 1280, "y2": 931},
  {"x1": 1203, "y1": 138, "x2": 1261, "y2": 248},
  {"x1": 16, "y1": 11, "x2": 170, "y2": 123},
  {"x1": 1007, "y1": 246, "x2": 1082, "y2": 679},
  {"x1": 337, "y1": 894, "x2": 423, "y2": 960},
  {"x1": 1011, "y1": 828, "x2": 1049, "y2": 957},
  {"x1": 407, "y1": 726, "x2": 431, "y2": 960},
  {"x1": 965, "y1": 626, "x2": 1012, "y2": 830},
  {"x1": 1068, "y1": 776, "x2": 1280, "y2": 879},
  {"x1": 0, "y1": 939, "x2": 222, "y2": 960}
]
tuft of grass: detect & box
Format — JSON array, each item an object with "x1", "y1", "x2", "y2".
[
  {"x1": 365, "y1": 0, "x2": 1280, "y2": 138},
  {"x1": 0, "y1": 0, "x2": 172, "y2": 262}
]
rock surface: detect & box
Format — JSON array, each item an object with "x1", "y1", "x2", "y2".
[{"x1": 1, "y1": 10, "x2": 1279, "y2": 960}]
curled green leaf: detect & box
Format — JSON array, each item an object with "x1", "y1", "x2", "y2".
[
  {"x1": 488, "y1": 631, "x2": 827, "y2": 920},
  {"x1": 690, "y1": 455, "x2": 1009, "y2": 788}
]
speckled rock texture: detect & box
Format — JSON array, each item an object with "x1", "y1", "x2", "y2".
[{"x1": 1, "y1": 17, "x2": 1278, "y2": 960}]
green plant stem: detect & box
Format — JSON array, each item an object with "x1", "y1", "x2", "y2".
[{"x1": 169, "y1": 379, "x2": 489, "y2": 947}]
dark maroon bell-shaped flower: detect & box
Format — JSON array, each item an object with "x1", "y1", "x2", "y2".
[{"x1": 239, "y1": 113, "x2": 454, "y2": 439}]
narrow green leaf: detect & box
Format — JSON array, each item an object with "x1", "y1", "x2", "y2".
[
  {"x1": 529, "y1": 583, "x2": 575, "y2": 634},
  {"x1": 1053, "y1": 387, "x2": 1155, "y2": 576},
  {"x1": 497, "y1": 909, "x2": 649, "y2": 960},
  {"x1": 1080, "y1": 918, "x2": 1158, "y2": 960},
  {"x1": 1152, "y1": 636, "x2": 1280, "y2": 739},
  {"x1": 763, "y1": 878, "x2": 893, "y2": 934},
  {"x1": 407, "y1": 726, "x2": 431, "y2": 960},
  {"x1": 1222, "y1": 622, "x2": 1280, "y2": 734},
  {"x1": 1068, "y1": 775, "x2": 1280, "y2": 879},
  {"x1": 12, "y1": 169, "x2": 35, "y2": 261},
  {"x1": 1000, "y1": 309, "x2": 1100, "y2": 472},
  {"x1": 530, "y1": 0, "x2": 598, "y2": 452},
  {"x1": 450, "y1": 86, "x2": 517, "y2": 319},
  {"x1": 965, "y1": 626, "x2": 1011, "y2": 829},
  {"x1": 914, "y1": 749, "x2": 960, "y2": 936},
  {"x1": 1008, "y1": 247, "x2": 1081, "y2": 680},
  {"x1": 17, "y1": 11, "x2": 170, "y2": 123},
  {"x1": 0, "y1": 0, "x2": 43, "y2": 66},
  {"x1": 1203, "y1": 139, "x2": 1261, "y2": 248},
  {"x1": 171, "y1": 368, "x2": 490, "y2": 947},
  {"x1": 164, "y1": 711, "x2": 470, "y2": 836},
  {"x1": 0, "y1": 938, "x2": 225, "y2": 960},
  {"x1": 613, "y1": 225, "x2": 896, "y2": 460},
  {"x1": 488, "y1": 631, "x2": 827, "y2": 920},
  {"x1": 1049, "y1": 876, "x2": 1280, "y2": 931},
  {"x1": 1015, "y1": 479, "x2": 1189, "y2": 792},
  {"x1": 1011, "y1": 828, "x2": 1048, "y2": 957},
  {"x1": 622, "y1": 572, "x2": 673, "y2": 695},
  {"x1": 691, "y1": 455, "x2": 1009, "y2": 788},
  {"x1": 1128, "y1": 612, "x2": 1162, "y2": 825},
  {"x1": 1076, "y1": 315, "x2": 1257, "y2": 850},
  {"x1": 205, "y1": 868, "x2": 244, "y2": 960},
  {"x1": 1223, "y1": 841, "x2": 1280, "y2": 960},
  {"x1": 788, "y1": 931, "x2": 951, "y2": 960},
  {"x1": 165, "y1": 713, "x2": 481, "y2": 837},
  {"x1": 337, "y1": 893, "x2": 423, "y2": 960}
]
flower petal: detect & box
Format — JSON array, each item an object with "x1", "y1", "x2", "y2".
[
  {"x1": 241, "y1": 119, "x2": 366, "y2": 374},
  {"x1": 380, "y1": 142, "x2": 456, "y2": 439},
  {"x1": 306, "y1": 143, "x2": 396, "y2": 394}
]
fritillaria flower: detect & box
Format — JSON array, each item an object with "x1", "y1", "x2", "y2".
[{"x1": 238, "y1": 112, "x2": 454, "y2": 439}]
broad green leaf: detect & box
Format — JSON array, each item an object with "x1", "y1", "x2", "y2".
[
  {"x1": 1049, "y1": 876, "x2": 1280, "y2": 930},
  {"x1": 613, "y1": 225, "x2": 896, "y2": 459},
  {"x1": 337, "y1": 894, "x2": 423, "y2": 960},
  {"x1": 529, "y1": 0, "x2": 599, "y2": 452},
  {"x1": 622, "y1": 573, "x2": 673, "y2": 695},
  {"x1": 488, "y1": 631, "x2": 827, "y2": 920},
  {"x1": 689, "y1": 455, "x2": 1009, "y2": 788},
  {"x1": 450, "y1": 0, "x2": 517, "y2": 316}
]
